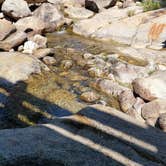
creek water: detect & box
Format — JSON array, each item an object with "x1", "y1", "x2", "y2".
[{"x1": 0, "y1": 31, "x2": 148, "y2": 129}]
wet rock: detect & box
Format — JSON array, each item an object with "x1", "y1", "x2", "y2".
[
  {"x1": 33, "y1": 3, "x2": 65, "y2": 32},
  {"x1": 0, "y1": 31, "x2": 27, "y2": 51},
  {"x1": 0, "y1": 52, "x2": 41, "y2": 83},
  {"x1": 61, "y1": 60, "x2": 73, "y2": 70},
  {"x1": 158, "y1": 113, "x2": 166, "y2": 132},
  {"x1": 94, "y1": 79, "x2": 129, "y2": 97},
  {"x1": 88, "y1": 67, "x2": 105, "y2": 77},
  {"x1": 15, "y1": 16, "x2": 46, "y2": 34},
  {"x1": 42, "y1": 56, "x2": 57, "y2": 65},
  {"x1": 2, "y1": 0, "x2": 31, "y2": 19},
  {"x1": 33, "y1": 48, "x2": 54, "y2": 59},
  {"x1": 133, "y1": 71, "x2": 166, "y2": 101},
  {"x1": 65, "y1": 6, "x2": 94, "y2": 19},
  {"x1": 80, "y1": 91, "x2": 100, "y2": 102},
  {"x1": 0, "y1": 19, "x2": 15, "y2": 41}
]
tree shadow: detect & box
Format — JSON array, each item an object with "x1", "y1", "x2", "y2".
[
  {"x1": 0, "y1": 77, "x2": 72, "y2": 128},
  {"x1": 0, "y1": 77, "x2": 166, "y2": 166}
]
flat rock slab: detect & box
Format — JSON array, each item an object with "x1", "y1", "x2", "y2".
[
  {"x1": 0, "y1": 105, "x2": 165, "y2": 165},
  {"x1": 0, "y1": 52, "x2": 41, "y2": 84}
]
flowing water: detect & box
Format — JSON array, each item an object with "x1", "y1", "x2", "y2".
[{"x1": 0, "y1": 31, "x2": 148, "y2": 129}]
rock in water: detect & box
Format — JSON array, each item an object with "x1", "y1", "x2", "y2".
[{"x1": 85, "y1": 0, "x2": 99, "y2": 13}]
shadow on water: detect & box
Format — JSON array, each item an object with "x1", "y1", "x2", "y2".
[
  {"x1": 0, "y1": 77, "x2": 166, "y2": 166},
  {"x1": 0, "y1": 77, "x2": 72, "y2": 128}
]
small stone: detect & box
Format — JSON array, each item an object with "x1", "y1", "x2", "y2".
[
  {"x1": 0, "y1": 13, "x2": 4, "y2": 18},
  {"x1": 23, "y1": 40, "x2": 39, "y2": 54},
  {"x1": 88, "y1": 67, "x2": 104, "y2": 77},
  {"x1": 33, "y1": 48, "x2": 54, "y2": 59},
  {"x1": 42, "y1": 56, "x2": 56, "y2": 65},
  {"x1": 18, "y1": 45, "x2": 24, "y2": 52},
  {"x1": 158, "y1": 113, "x2": 166, "y2": 132},
  {"x1": 118, "y1": 90, "x2": 136, "y2": 113},
  {"x1": 80, "y1": 91, "x2": 100, "y2": 102},
  {"x1": 61, "y1": 60, "x2": 73, "y2": 70},
  {"x1": 29, "y1": 34, "x2": 47, "y2": 48}
]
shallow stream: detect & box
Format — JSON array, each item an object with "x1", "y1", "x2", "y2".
[{"x1": 0, "y1": 31, "x2": 148, "y2": 129}]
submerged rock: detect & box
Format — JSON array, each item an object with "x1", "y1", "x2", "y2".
[{"x1": 80, "y1": 91, "x2": 100, "y2": 102}]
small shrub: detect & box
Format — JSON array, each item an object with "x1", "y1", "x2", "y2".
[
  {"x1": 142, "y1": 0, "x2": 161, "y2": 11},
  {"x1": 127, "y1": 10, "x2": 135, "y2": 17}
]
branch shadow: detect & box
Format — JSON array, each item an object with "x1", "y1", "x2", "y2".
[{"x1": 0, "y1": 77, "x2": 166, "y2": 166}]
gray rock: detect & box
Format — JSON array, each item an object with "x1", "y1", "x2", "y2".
[
  {"x1": 0, "y1": 52, "x2": 41, "y2": 83},
  {"x1": 93, "y1": 79, "x2": 129, "y2": 97},
  {"x1": 0, "y1": 105, "x2": 165, "y2": 165},
  {"x1": 80, "y1": 91, "x2": 100, "y2": 102},
  {"x1": 133, "y1": 71, "x2": 166, "y2": 101},
  {"x1": 33, "y1": 3, "x2": 65, "y2": 32},
  {"x1": 42, "y1": 56, "x2": 57, "y2": 65},
  {"x1": 2, "y1": 0, "x2": 31, "y2": 19}
]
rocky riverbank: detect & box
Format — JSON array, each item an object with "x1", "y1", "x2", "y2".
[{"x1": 0, "y1": 0, "x2": 166, "y2": 165}]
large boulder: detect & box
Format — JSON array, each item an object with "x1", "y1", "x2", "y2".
[
  {"x1": 0, "y1": 105, "x2": 165, "y2": 165},
  {"x1": 133, "y1": 71, "x2": 166, "y2": 101},
  {"x1": 15, "y1": 16, "x2": 46, "y2": 34},
  {"x1": 33, "y1": 3, "x2": 65, "y2": 32},
  {"x1": 0, "y1": 52, "x2": 41, "y2": 83},
  {"x1": 1, "y1": 0, "x2": 31, "y2": 19},
  {"x1": 91, "y1": 8, "x2": 166, "y2": 50},
  {"x1": 73, "y1": 7, "x2": 130, "y2": 37}
]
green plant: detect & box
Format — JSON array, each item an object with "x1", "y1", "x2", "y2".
[
  {"x1": 142, "y1": 0, "x2": 161, "y2": 11},
  {"x1": 127, "y1": 10, "x2": 135, "y2": 17}
]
